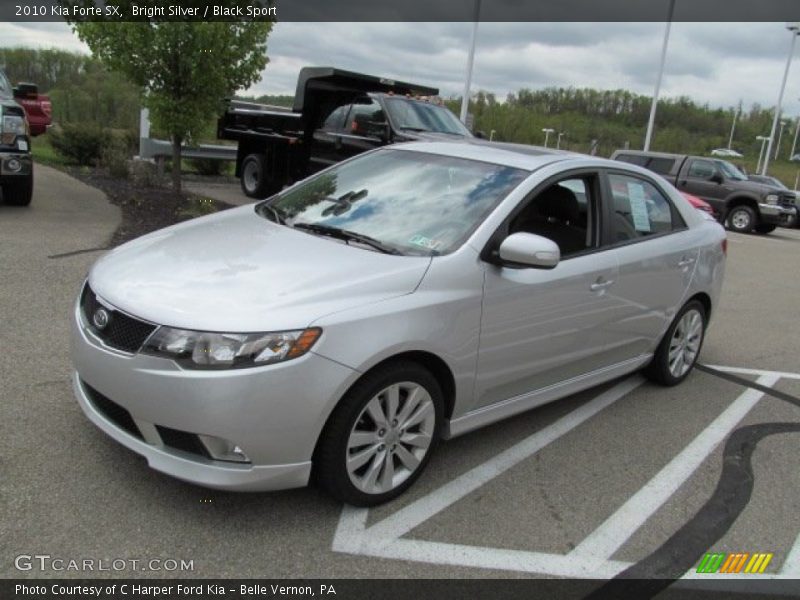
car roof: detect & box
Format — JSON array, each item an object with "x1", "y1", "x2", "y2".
[{"x1": 391, "y1": 140, "x2": 589, "y2": 171}]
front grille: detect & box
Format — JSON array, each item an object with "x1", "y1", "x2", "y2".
[
  {"x1": 81, "y1": 284, "x2": 157, "y2": 353},
  {"x1": 83, "y1": 382, "x2": 143, "y2": 441},
  {"x1": 156, "y1": 426, "x2": 212, "y2": 460}
]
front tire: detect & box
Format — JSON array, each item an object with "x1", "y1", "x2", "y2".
[
  {"x1": 645, "y1": 300, "x2": 706, "y2": 386},
  {"x1": 754, "y1": 224, "x2": 776, "y2": 234},
  {"x1": 2, "y1": 172, "x2": 33, "y2": 206},
  {"x1": 726, "y1": 205, "x2": 756, "y2": 233},
  {"x1": 315, "y1": 362, "x2": 444, "y2": 506}
]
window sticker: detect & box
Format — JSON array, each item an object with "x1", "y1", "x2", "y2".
[
  {"x1": 409, "y1": 234, "x2": 443, "y2": 251},
  {"x1": 626, "y1": 182, "x2": 652, "y2": 232}
]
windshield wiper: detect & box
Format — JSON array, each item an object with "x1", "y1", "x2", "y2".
[
  {"x1": 293, "y1": 223, "x2": 401, "y2": 255},
  {"x1": 256, "y1": 202, "x2": 286, "y2": 224}
]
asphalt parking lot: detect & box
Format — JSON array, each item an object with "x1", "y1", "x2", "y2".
[{"x1": 2, "y1": 166, "x2": 799, "y2": 592}]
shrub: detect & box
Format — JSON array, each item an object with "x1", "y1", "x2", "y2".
[
  {"x1": 187, "y1": 157, "x2": 228, "y2": 176},
  {"x1": 101, "y1": 135, "x2": 130, "y2": 179},
  {"x1": 49, "y1": 124, "x2": 106, "y2": 166}
]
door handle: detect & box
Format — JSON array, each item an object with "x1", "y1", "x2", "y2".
[
  {"x1": 678, "y1": 257, "x2": 696, "y2": 268},
  {"x1": 590, "y1": 279, "x2": 615, "y2": 292}
]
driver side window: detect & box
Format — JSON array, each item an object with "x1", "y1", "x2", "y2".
[
  {"x1": 509, "y1": 176, "x2": 596, "y2": 258},
  {"x1": 687, "y1": 160, "x2": 716, "y2": 179}
]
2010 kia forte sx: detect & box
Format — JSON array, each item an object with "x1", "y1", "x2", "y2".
[{"x1": 71, "y1": 142, "x2": 726, "y2": 505}]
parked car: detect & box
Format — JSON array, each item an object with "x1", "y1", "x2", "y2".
[
  {"x1": 71, "y1": 142, "x2": 726, "y2": 505},
  {"x1": 747, "y1": 174, "x2": 798, "y2": 228},
  {"x1": 681, "y1": 191, "x2": 717, "y2": 219},
  {"x1": 0, "y1": 69, "x2": 34, "y2": 206},
  {"x1": 218, "y1": 66, "x2": 473, "y2": 199},
  {"x1": 13, "y1": 82, "x2": 51, "y2": 136},
  {"x1": 610, "y1": 149, "x2": 795, "y2": 234}
]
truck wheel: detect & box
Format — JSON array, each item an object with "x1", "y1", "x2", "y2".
[
  {"x1": 1, "y1": 172, "x2": 33, "y2": 206},
  {"x1": 754, "y1": 224, "x2": 776, "y2": 234},
  {"x1": 240, "y1": 153, "x2": 281, "y2": 199},
  {"x1": 726, "y1": 205, "x2": 755, "y2": 233}
]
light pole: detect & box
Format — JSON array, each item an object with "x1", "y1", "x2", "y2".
[
  {"x1": 556, "y1": 132, "x2": 566, "y2": 149},
  {"x1": 644, "y1": 0, "x2": 676, "y2": 151},
  {"x1": 728, "y1": 101, "x2": 742, "y2": 149},
  {"x1": 756, "y1": 135, "x2": 770, "y2": 174},
  {"x1": 762, "y1": 22, "x2": 800, "y2": 175},
  {"x1": 489, "y1": 129, "x2": 496, "y2": 141},
  {"x1": 790, "y1": 116, "x2": 800, "y2": 159},
  {"x1": 775, "y1": 119, "x2": 787, "y2": 159},
  {"x1": 459, "y1": 0, "x2": 481, "y2": 124},
  {"x1": 542, "y1": 128, "x2": 555, "y2": 147}
]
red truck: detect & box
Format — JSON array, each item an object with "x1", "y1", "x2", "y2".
[{"x1": 12, "y1": 82, "x2": 51, "y2": 136}]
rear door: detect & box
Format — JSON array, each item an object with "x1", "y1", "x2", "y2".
[{"x1": 601, "y1": 170, "x2": 698, "y2": 363}]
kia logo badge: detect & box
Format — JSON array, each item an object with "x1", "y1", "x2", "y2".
[{"x1": 93, "y1": 308, "x2": 110, "y2": 330}]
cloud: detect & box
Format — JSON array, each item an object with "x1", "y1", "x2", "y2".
[{"x1": 1, "y1": 20, "x2": 799, "y2": 115}]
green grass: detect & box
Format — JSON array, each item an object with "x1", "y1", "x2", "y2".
[
  {"x1": 737, "y1": 157, "x2": 800, "y2": 190},
  {"x1": 29, "y1": 135, "x2": 68, "y2": 167}
]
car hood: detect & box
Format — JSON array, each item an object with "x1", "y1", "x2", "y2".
[
  {"x1": 734, "y1": 179, "x2": 785, "y2": 195},
  {"x1": 88, "y1": 205, "x2": 432, "y2": 332}
]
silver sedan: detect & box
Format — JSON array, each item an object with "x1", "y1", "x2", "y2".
[{"x1": 71, "y1": 142, "x2": 726, "y2": 505}]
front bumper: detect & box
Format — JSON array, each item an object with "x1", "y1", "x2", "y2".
[
  {"x1": 758, "y1": 203, "x2": 796, "y2": 226},
  {"x1": 71, "y1": 300, "x2": 359, "y2": 491}
]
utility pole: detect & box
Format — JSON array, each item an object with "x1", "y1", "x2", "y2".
[
  {"x1": 644, "y1": 0, "x2": 676, "y2": 151},
  {"x1": 459, "y1": 0, "x2": 481, "y2": 124},
  {"x1": 728, "y1": 101, "x2": 742, "y2": 149},
  {"x1": 762, "y1": 23, "x2": 799, "y2": 175}
]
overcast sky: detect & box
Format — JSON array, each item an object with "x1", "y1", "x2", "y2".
[{"x1": 2, "y1": 21, "x2": 800, "y2": 115}]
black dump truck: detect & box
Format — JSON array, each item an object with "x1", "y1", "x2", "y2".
[{"x1": 218, "y1": 67, "x2": 474, "y2": 198}]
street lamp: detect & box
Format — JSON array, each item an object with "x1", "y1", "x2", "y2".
[
  {"x1": 542, "y1": 128, "x2": 555, "y2": 147},
  {"x1": 459, "y1": 0, "x2": 481, "y2": 124},
  {"x1": 644, "y1": 0, "x2": 676, "y2": 151},
  {"x1": 756, "y1": 135, "x2": 771, "y2": 174},
  {"x1": 489, "y1": 129, "x2": 496, "y2": 141},
  {"x1": 775, "y1": 119, "x2": 788, "y2": 159},
  {"x1": 728, "y1": 101, "x2": 742, "y2": 150},
  {"x1": 556, "y1": 132, "x2": 566, "y2": 150},
  {"x1": 790, "y1": 115, "x2": 800, "y2": 159},
  {"x1": 762, "y1": 22, "x2": 800, "y2": 175}
]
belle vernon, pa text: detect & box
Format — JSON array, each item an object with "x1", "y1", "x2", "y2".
[{"x1": 16, "y1": 584, "x2": 337, "y2": 596}]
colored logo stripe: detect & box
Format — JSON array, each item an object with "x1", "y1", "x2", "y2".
[{"x1": 697, "y1": 552, "x2": 773, "y2": 574}]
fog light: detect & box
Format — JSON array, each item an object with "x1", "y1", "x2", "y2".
[
  {"x1": 6, "y1": 158, "x2": 21, "y2": 172},
  {"x1": 197, "y1": 434, "x2": 251, "y2": 463}
]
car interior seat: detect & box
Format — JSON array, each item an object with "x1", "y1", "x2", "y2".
[{"x1": 511, "y1": 185, "x2": 587, "y2": 256}]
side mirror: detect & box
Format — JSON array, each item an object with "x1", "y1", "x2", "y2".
[
  {"x1": 498, "y1": 232, "x2": 560, "y2": 269},
  {"x1": 13, "y1": 82, "x2": 38, "y2": 99},
  {"x1": 710, "y1": 172, "x2": 723, "y2": 184}
]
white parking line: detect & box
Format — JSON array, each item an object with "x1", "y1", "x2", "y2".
[
  {"x1": 569, "y1": 374, "x2": 779, "y2": 564},
  {"x1": 332, "y1": 367, "x2": 800, "y2": 586}
]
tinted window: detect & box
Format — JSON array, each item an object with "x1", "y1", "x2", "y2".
[
  {"x1": 260, "y1": 149, "x2": 528, "y2": 256},
  {"x1": 608, "y1": 174, "x2": 679, "y2": 242},
  {"x1": 510, "y1": 177, "x2": 595, "y2": 258},
  {"x1": 385, "y1": 97, "x2": 470, "y2": 136},
  {"x1": 614, "y1": 154, "x2": 648, "y2": 167},
  {"x1": 321, "y1": 105, "x2": 348, "y2": 130},
  {"x1": 646, "y1": 157, "x2": 675, "y2": 175},
  {"x1": 687, "y1": 160, "x2": 716, "y2": 179},
  {"x1": 345, "y1": 98, "x2": 385, "y2": 135}
]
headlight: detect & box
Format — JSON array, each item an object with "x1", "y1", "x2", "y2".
[
  {"x1": 142, "y1": 326, "x2": 322, "y2": 369},
  {"x1": 765, "y1": 194, "x2": 779, "y2": 205},
  {"x1": 2, "y1": 114, "x2": 26, "y2": 136}
]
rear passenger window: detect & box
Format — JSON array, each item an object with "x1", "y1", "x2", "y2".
[
  {"x1": 608, "y1": 174, "x2": 681, "y2": 242},
  {"x1": 614, "y1": 154, "x2": 648, "y2": 167},
  {"x1": 646, "y1": 157, "x2": 675, "y2": 175}
]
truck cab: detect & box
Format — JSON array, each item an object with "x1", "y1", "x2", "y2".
[{"x1": 219, "y1": 67, "x2": 472, "y2": 199}]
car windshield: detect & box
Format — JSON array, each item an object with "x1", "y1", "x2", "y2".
[
  {"x1": 0, "y1": 71, "x2": 11, "y2": 97},
  {"x1": 385, "y1": 98, "x2": 471, "y2": 136},
  {"x1": 257, "y1": 149, "x2": 528, "y2": 256},
  {"x1": 717, "y1": 160, "x2": 747, "y2": 181}
]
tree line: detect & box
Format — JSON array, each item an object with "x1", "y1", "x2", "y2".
[{"x1": 2, "y1": 47, "x2": 795, "y2": 163}]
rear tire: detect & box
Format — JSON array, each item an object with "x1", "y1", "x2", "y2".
[
  {"x1": 726, "y1": 205, "x2": 756, "y2": 233},
  {"x1": 2, "y1": 172, "x2": 33, "y2": 206},
  {"x1": 314, "y1": 361, "x2": 443, "y2": 506},
  {"x1": 645, "y1": 300, "x2": 706, "y2": 387},
  {"x1": 240, "y1": 153, "x2": 281, "y2": 199},
  {"x1": 754, "y1": 224, "x2": 776, "y2": 234}
]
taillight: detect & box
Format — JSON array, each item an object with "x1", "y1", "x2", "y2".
[{"x1": 721, "y1": 238, "x2": 728, "y2": 256}]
